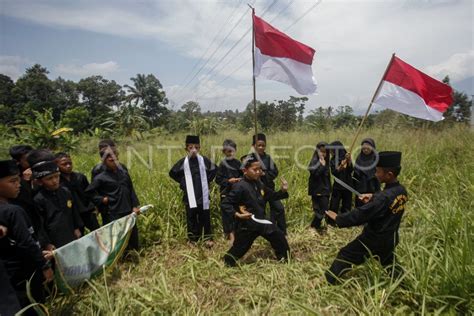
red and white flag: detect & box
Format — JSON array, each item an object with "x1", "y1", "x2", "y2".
[
  {"x1": 253, "y1": 14, "x2": 317, "y2": 95},
  {"x1": 373, "y1": 56, "x2": 453, "y2": 122}
]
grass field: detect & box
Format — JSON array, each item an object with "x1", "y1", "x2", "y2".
[{"x1": 9, "y1": 126, "x2": 473, "y2": 314}]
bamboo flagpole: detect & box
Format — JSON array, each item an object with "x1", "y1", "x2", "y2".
[
  {"x1": 347, "y1": 53, "x2": 396, "y2": 154},
  {"x1": 249, "y1": 5, "x2": 258, "y2": 137}
]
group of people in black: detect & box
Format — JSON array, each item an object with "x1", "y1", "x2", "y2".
[
  {"x1": 0, "y1": 140, "x2": 140, "y2": 315},
  {"x1": 169, "y1": 134, "x2": 407, "y2": 282},
  {"x1": 1, "y1": 133, "x2": 408, "y2": 315}
]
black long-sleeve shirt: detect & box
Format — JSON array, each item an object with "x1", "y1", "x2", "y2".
[
  {"x1": 353, "y1": 166, "x2": 381, "y2": 194},
  {"x1": 308, "y1": 157, "x2": 331, "y2": 196},
  {"x1": 34, "y1": 186, "x2": 83, "y2": 248},
  {"x1": 221, "y1": 178, "x2": 288, "y2": 231},
  {"x1": 330, "y1": 157, "x2": 353, "y2": 190},
  {"x1": 60, "y1": 172, "x2": 95, "y2": 214},
  {"x1": 10, "y1": 179, "x2": 50, "y2": 248},
  {"x1": 86, "y1": 167, "x2": 140, "y2": 216},
  {"x1": 91, "y1": 163, "x2": 128, "y2": 181},
  {"x1": 336, "y1": 181, "x2": 408, "y2": 238},
  {"x1": 0, "y1": 203, "x2": 49, "y2": 280},
  {"x1": 215, "y1": 158, "x2": 242, "y2": 195},
  {"x1": 169, "y1": 156, "x2": 217, "y2": 205},
  {"x1": 258, "y1": 153, "x2": 279, "y2": 190}
]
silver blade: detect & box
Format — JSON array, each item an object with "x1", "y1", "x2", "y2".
[
  {"x1": 251, "y1": 215, "x2": 273, "y2": 225},
  {"x1": 333, "y1": 177, "x2": 362, "y2": 197}
]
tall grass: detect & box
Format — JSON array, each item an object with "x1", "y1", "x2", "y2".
[{"x1": 3, "y1": 126, "x2": 472, "y2": 314}]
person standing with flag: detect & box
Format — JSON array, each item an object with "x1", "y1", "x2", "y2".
[{"x1": 353, "y1": 138, "x2": 380, "y2": 207}]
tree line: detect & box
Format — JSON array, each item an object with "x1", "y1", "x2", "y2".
[{"x1": 0, "y1": 64, "x2": 471, "y2": 146}]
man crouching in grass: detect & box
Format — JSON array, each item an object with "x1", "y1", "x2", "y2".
[
  {"x1": 325, "y1": 151, "x2": 408, "y2": 284},
  {"x1": 222, "y1": 153, "x2": 290, "y2": 267}
]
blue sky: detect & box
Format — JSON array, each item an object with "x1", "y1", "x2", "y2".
[{"x1": 1, "y1": 0, "x2": 472, "y2": 113}]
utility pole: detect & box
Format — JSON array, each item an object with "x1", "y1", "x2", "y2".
[{"x1": 471, "y1": 94, "x2": 474, "y2": 128}]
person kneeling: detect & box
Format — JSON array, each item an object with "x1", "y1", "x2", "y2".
[
  {"x1": 324, "y1": 151, "x2": 407, "y2": 284},
  {"x1": 223, "y1": 154, "x2": 290, "y2": 267}
]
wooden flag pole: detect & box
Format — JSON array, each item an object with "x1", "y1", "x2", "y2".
[
  {"x1": 347, "y1": 53, "x2": 396, "y2": 154},
  {"x1": 249, "y1": 5, "x2": 258, "y2": 137}
]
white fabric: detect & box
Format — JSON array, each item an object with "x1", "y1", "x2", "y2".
[
  {"x1": 183, "y1": 154, "x2": 210, "y2": 210},
  {"x1": 374, "y1": 80, "x2": 445, "y2": 122},
  {"x1": 254, "y1": 47, "x2": 317, "y2": 95}
]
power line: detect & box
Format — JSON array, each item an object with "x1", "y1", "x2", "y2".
[
  {"x1": 171, "y1": 0, "x2": 243, "y2": 96},
  {"x1": 207, "y1": 0, "x2": 287, "y2": 81},
  {"x1": 180, "y1": 0, "x2": 280, "y2": 105},
  {"x1": 172, "y1": 2, "x2": 253, "y2": 103}
]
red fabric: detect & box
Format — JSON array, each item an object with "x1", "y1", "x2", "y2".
[
  {"x1": 383, "y1": 56, "x2": 453, "y2": 112},
  {"x1": 253, "y1": 14, "x2": 315, "y2": 65}
]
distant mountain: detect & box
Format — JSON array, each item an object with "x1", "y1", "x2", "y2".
[{"x1": 453, "y1": 76, "x2": 473, "y2": 96}]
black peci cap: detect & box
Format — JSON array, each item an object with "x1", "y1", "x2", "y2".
[
  {"x1": 252, "y1": 133, "x2": 266, "y2": 145},
  {"x1": 377, "y1": 151, "x2": 401, "y2": 168},
  {"x1": 31, "y1": 161, "x2": 59, "y2": 179},
  {"x1": 9, "y1": 145, "x2": 33, "y2": 161},
  {"x1": 240, "y1": 153, "x2": 260, "y2": 168},
  {"x1": 185, "y1": 135, "x2": 200, "y2": 145},
  {"x1": 0, "y1": 160, "x2": 20, "y2": 179}
]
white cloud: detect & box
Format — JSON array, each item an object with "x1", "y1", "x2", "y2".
[
  {"x1": 1, "y1": 0, "x2": 472, "y2": 110},
  {"x1": 425, "y1": 51, "x2": 474, "y2": 82},
  {"x1": 0, "y1": 56, "x2": 30, "y2": 80},
  {"x1": 55, "y1": 61, "x2": 120, "y2": 77}
]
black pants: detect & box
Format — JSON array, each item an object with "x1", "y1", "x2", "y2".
[
  {"x1": 108, "y1": 213, "x2": 140, "y2": 251},
  {"x1": 224, "y1": 225, "x2": 290, "y2": 266},
  {"x1": 330, "y1": 189, "x2": 352, "y2": 213},
  {"x1": 0, "y1": 261, "x2": 21, "y2": 316},
  {"x1": 80, "y1": 211, "x2": 100, "y2": 235},
  {"x1": 311, "y1": 195, "x2": 329, "y2": 229},
  {"x1": 268, "y1": 200, "x2": 287, "y2": 234},
  {"x1": 186, "y1": 205, "x2": 212, "y2": 242},
  {"x1": 325, "y1": 234, "x2": 402, "y2": 284},
  {"x1": 220, "y1": 197, "x2": 235, "y2": 235},
  {"x1": 8, "y1": 266, "x2": 45, "y2": 316}
]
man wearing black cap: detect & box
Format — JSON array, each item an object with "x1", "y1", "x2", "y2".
[
  {"x1": 32, "y1": 158, "x2": 84, "y2": 248},
  {"x1": 252, "y1": 133, "x2": 288, "y2": 235},
  {"x1": 169, "y1": 135, "x2": 217, "y2": 246},
  {"x1": 325, "y1": 151, "x2": 408, "y2": 284},
  {"x1": 222, "y1": 153, "x2": 290, "y2": 266},
  {"x1": 0, "y1": 160, "x2": 54, "y2": 314}
]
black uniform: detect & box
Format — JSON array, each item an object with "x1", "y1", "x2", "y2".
[
  {"x1": 11, "y1": 179, "x2": 50, "y2": 248},
  {"x1": 34, "y1": 186, "x2": 83, "y2": 248},
  {"x1": 308, "y1": 150, "x2": 331, "y2": 229},
  {"x1": 329, "y1": 143, "x2": 353, "y2": 214},
  {"x1": 60, "y1": 172, "x2": 100, "y2": 234},
  {"x1": 91, "y1": 162, "x2": 128, "y2": 224},
  {"x1": 258, "y1": 152, "x2": 287, "y2": 234},
  {"x1": 353, "y1": 138, "x2": 381, "y2": 207},
  {"x1": 86, "y1": 166, "x2": 140, "y2": 250},
  {"x1": 325, "y1": 181, "x2": 408, "y2": 284},
  {"x1": 169, "y1": 156, "x2": 217, "y2": 242},
  {"x1": 0, "y1": 203, "x2": 50, "y2": 312},
  {"x1": 222, "y1": 178, "x2": 290, "y2": 266},
  {"x1": 0, "y1": 259, "x2": 21, "y2": 316},
  {"x1": 215, "y1": 158, "x2": 242, "y2": 235}
]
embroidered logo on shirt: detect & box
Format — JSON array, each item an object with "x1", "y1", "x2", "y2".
[
  {"x1": 67, "y1": 200, "x2": 73, "y2": 208},
  {"x1": 390, "y1": 194, "x2": 407, "y2": 214}
]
